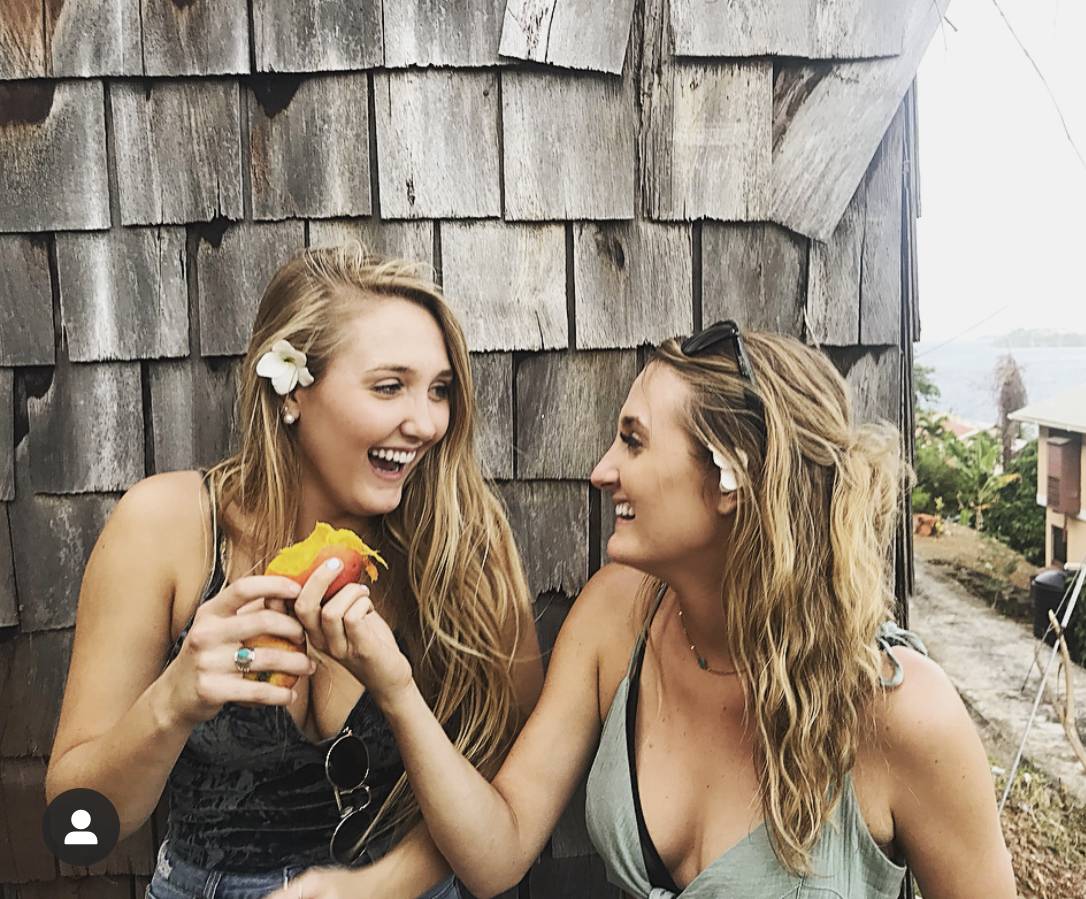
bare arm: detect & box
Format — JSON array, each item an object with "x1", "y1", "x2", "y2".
[
  {"x1": 885, "y1": 650, "x2": 1017, "y2": 898},
  {"x1": 46, "y1": 473, "x2": 312, "y2": 839},
  {"x1": 320, "y1": 566, "x2": 630, "y2": 898}
]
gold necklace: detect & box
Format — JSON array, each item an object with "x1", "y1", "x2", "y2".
[{"x1": 677, "y1": 605, "x2": 739, "y2": 676}]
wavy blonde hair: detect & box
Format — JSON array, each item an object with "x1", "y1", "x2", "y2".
[
  {"x1": 206, "y1": 242, "x2": 531, "y2": 846},
  {"x1": 650, "y1": 331, "x2": 908, "y2": 874}
]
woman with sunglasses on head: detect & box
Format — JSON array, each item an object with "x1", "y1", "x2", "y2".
[
  {"x1": 279, "y1": 322, "x2": 1016, "y2": 899},
  {"x1": 45, "y1": 244, "x2": 543, "y2": 899}
]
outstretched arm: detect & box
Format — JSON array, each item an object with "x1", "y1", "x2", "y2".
[{"x1": 302, "y1": 567, "x2": 624, "y2": 898}]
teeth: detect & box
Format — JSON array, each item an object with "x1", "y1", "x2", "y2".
[
  {"x1": 615, "y1": 502, "x2": 635, "y2": 519},
  {"x1": 370, "y1": 447, "x2": 417, "y2": 465}
]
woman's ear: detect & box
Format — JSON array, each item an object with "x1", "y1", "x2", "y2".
[{"x1": 716, "y1": 489, "x2": 738, "y2": 517}]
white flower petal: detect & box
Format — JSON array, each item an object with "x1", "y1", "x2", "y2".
[
  {"x1": 708, "y1": 444, "x2": 744, "y2": 493},
  {"x1": 296, "y1": 366, "x2": 314, "y2": 388},
  {"x1": 256, "y1": 351, "x2": 287, "y2": 379},
  {"x1": 271, "y1": 368, "x2": 299, "y2": 396}
]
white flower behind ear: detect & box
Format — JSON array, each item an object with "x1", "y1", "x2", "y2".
[
  {"x1": 256, "y1": 339, "x2": 314, "y2": 396},
  {"x1": 709, "y1": 446, "x2": 749, "y2": 493}
]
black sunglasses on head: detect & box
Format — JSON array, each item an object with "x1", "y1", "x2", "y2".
[
  {"x1": 680, "y1": 320, "x2": 765, "y2": 430},
  {"x1": 325, "y1": 726, "x2": 374, "y2": 865},
  {"x1": 680, "y1": 319, "x2": 758, "y2": 386}
]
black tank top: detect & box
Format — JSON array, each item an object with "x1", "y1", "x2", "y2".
[{"x1": 162, "y1": 477, "x2": 405, "y2": 871}]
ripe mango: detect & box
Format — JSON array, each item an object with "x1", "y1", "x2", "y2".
[{"x1": 241, "y1": 523, "x2": 386, "y2": 688}]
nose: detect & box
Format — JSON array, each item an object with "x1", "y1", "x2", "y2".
[
  {"x1": 401, "y1": 391, "x2": 439, "y2": 443},
  {"x1": 590, "y1": 443, "x2": 619, "y2": 492}
]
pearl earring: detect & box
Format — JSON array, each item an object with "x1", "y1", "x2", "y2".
[{"x1": 282, "y1": 410, "x2": 297, "y2": 425}]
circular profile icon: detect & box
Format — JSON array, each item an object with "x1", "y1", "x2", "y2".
[{"x1": 42, "y1": 788, "x2": 120, "y2": 866}]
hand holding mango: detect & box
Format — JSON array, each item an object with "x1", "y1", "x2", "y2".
[{"x1": 242, "y1": 523, "x2": 386, "y2": 687}]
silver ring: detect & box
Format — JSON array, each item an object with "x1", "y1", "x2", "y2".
[{"x1": 234, "y1": 646, "x2": 255, "y2": 674}]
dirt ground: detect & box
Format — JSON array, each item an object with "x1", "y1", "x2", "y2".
[{"x1": 915, "y1": 524, "x2": 1086, "y2": 898}]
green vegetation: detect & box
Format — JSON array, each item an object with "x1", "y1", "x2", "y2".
[{"x1": 912, "y1": 410, "x2": 1044, "y2": 562}]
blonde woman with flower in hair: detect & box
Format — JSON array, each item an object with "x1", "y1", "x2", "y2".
[
  {"x1": 275, "y1": 321, "x2": 1016, "y2": 899},
  {"x1": 46, "y1": 243, "x2": 543, "y2": 899}
]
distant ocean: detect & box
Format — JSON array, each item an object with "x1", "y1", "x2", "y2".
[{"x1": 914, "y1": 340, "x2": 1086, "y2": 427}]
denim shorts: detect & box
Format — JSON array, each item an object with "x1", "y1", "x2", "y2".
[{"x1": 146, "y1": 838, "x2": 461, "y2": 899}]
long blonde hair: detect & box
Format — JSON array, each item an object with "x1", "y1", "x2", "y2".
[
  {"x1": 207, "y1": 242, "x2": 532, "y2": 843},
  {"x1": 651, "y1": 331, "x2": 907, "y2": 874}
]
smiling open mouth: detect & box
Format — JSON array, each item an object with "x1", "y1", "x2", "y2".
[{"x1": 368, "y1": 447, "x2": 417, "y2": 475}]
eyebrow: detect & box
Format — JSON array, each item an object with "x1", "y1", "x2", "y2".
[
  {"x1": 620, "y1": 415, "x2": 647, "y2": 432},
  {"x1": 368, "y1": 365, "x2": 455, "y2": 379}
]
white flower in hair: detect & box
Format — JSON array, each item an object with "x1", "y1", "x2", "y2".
[
  {"x1": 709, "y1": 445, "x2": 749, "y2": 493},
  {"x1": 256, "y1": 339, "x2": 314, "y2": 396}
]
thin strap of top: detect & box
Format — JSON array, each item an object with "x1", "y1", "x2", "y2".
[
  {"x1": 199, "y1": 469, "x2": 227, "y2": 601},
  {"x1": 626, "y1": 582, "x2": 680, "y2": 893}
]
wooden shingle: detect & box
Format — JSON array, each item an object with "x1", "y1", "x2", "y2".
[
  {"x1": 111, "y1": 80, "x2": 243, "y2": 226},
  {"x1": 197, "y1": 221, "x2": 306, "y2": 357},
  {"x1": 0, "y1": 235, "x2": 53, "y2": 366},
  {"x1": 807, "y1": 108, "x2": 904, "y2": 347},
  {"x1": 0, "y1": 0, "x2": 143, "y2": 78},
  {"x1": 0, "y1": 369, "x2": 12, "y2": 500},
  {"x1": 0, "y1": 505, "x2": 15, "y2": 627},
  {"x1": 385, "y1": 0, "x2": 504, "y2": 67},
  {"x1": 441, "y1": 222, "x2": 566, "y2": 351},
  {"x1": 249, "y1": 74, "x2": 372, "y2": 222},
  {"x1": 1, "y1": 878, "x2": 140, "y2": 899},
  {"x1": 499, "y1": 0, "x2": 637, "y2": 75},
  {"x1": 0, "y1": 81, "x2": 109, "y2": 232},
  {"x1": 497, "y1": 481, "x2": 589, "y2": 598},
  {"x1": 55, "y1": 228, "x2": 188, "y2": 362},
  {"x1": 827, "y1": 345, "x2": 902, "y2": 427},
  {"x1": 517, "y1": 351, "x2": 635, "y2": 479},
  {"x1": 139, "y1": 0, "x2": 249, "y2": 76},
  {"x1": 470, "y1": 352, "x2": 513, "y2": 480},
  {"x1": 253, "y1": 0, "x2": 383, "y2": 73},
  {"x1": 502, "y1": 70, "x2": 635, "y2": 221},
  {"x1": 0, "y1": 629, "x2": 73, "y2": 755},
  {"x1": 859, "y1": 109, "x2": 905, "y2": 346},
  {"x1": 670, "y1": 0, "x2": 909, "y2": 60},
  {"x1": 0, "y1": 1, "x2": 49, "y2": 78},
  {"x1": 10, "y1": 441, "x2": 116, "y2": 631},
  {"x1": 770, "y1": 0, "x2": 946, "y2": 240},
  {"x1": 309, "y1": 220, "x2": 435, "y2": 268},
  {"x1": 640, "y1": 60, "x2": 772, "y2": 222},
  {"x1": 702, "y1": 224, "x2": 807, "y2": 337},
  {"x1": 148, "y1": 358, "x2": 240, "y2": 474},
  {"x1": 28, "y1": 360, "x2": 144, "y2": 494},
  {"x1": 573, "y1": 221, "x2": 692, "y2": 349},
  {"x1": 0, "y1": 758, "x2": 55, "y2": 882},
  {"x1": 375, "y1": 71, "x2": 501, "y2": 219}
]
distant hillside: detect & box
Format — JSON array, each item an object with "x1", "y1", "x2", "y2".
[{"x1": 988, "y1": 329, "x2": 1086, "y2": 348}]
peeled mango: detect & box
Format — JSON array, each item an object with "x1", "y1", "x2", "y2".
[{"x1": 242, "y1": 523, "x2": 386, "y2": 687}]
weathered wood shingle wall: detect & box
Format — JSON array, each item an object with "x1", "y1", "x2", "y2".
[{"x1": 0, "y1": 0, "x2": 943, "y2": 894}]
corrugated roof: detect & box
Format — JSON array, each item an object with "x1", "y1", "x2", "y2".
[{"x1": 1009, "y1": 385, "x2": 1086, "y2": 433}]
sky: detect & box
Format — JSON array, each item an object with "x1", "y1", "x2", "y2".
[{"x1": 916, "y1": 0, "x2": 1086, "y2": 343}]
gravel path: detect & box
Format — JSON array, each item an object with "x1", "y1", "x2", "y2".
[{"x1": 910, "y1": 558, "x2": 1086, "y2": 804}]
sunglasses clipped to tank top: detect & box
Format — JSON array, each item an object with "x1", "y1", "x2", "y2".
[{"x1": 325, "y1": 726, "x2": 375, "y2": 865}]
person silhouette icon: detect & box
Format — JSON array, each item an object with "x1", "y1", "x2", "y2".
[{"x1": 63, "y1": 809, "x2": 99, "y2": 845}]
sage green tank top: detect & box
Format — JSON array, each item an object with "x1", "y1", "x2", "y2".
[{"x1": 585, "y1": 586, "x2": 923, "y2": 898}]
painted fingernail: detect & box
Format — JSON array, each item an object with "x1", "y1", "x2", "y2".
[{"x1": 325, "y1": 558, "x2": 342, "y2": 572}]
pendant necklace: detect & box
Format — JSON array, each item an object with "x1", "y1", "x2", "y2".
[{"x1": 677, "y1": 605, "x2": 739, "y2": 676}]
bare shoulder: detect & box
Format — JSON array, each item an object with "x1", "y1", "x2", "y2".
[
  {"x1": 872, "y1": 647, "x2": 979, "y2": 778},
  {"x1": 106, "y1": 470, "x2": 208, "y2": 547},
  {"x1": 565, "y1": 563, "x2": 653, "y2": 698},
  {"x1": 92, "y1": 470, "x2": 211, "y2": 601},
  {"x1": 567, "y1": 563, "x2": 650, "y2": 638}
]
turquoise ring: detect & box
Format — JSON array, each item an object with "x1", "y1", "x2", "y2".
[{"x1": 233, "y1": 646, "x2": 255, "y2": 674}]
